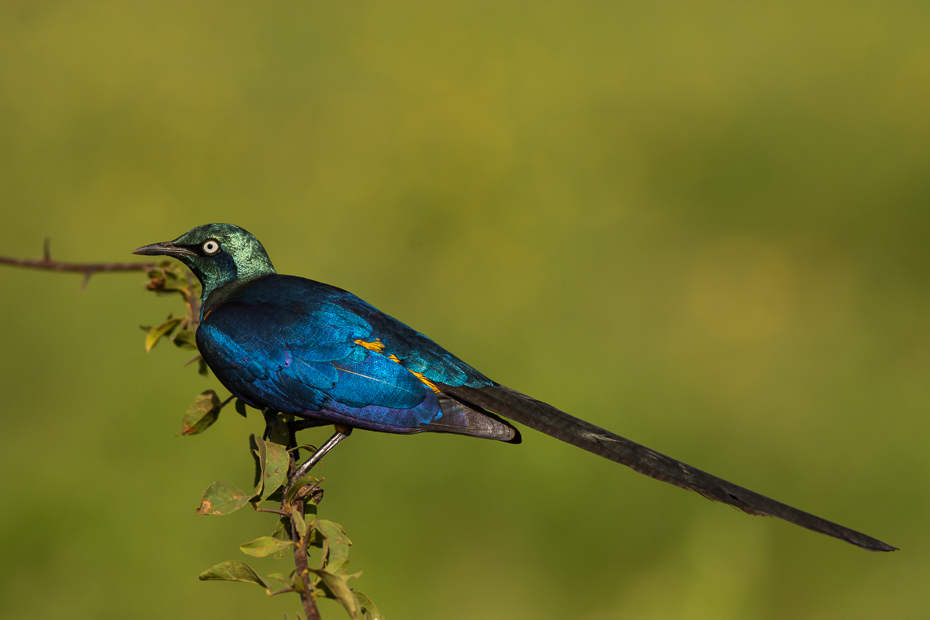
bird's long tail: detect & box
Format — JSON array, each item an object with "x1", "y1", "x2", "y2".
[{"x1": 440, "y1": 383, "x2": 896, "y2": 552}]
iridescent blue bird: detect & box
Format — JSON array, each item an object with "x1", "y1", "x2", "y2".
[{"x1": 134, "y1": 223, "x2": 895, "y2": 552}]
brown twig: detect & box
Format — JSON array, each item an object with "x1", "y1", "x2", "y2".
[
  {"x1": 290, "y1": 495, "x2": 323, "y2": 620},
  {"x1": 275, "y1": 449, "x2": 322, "y2": 620},
  {"x1": 268, "y1": 588, "x2": 295, "y2": 597},
  {"x1": 0, "y1": 237, "x2": 155, "y2": 291},
  {"x1": 180, "y1": 267, "x2": 202, "y2": 322},
  {"x1": 2, "y1": 238, "x2": 203, "y2": 326},
  {"x1": 252, "y1": 506, "x2": 291, "y2": 517}
]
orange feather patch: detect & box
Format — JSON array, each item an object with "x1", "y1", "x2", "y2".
[{"x1": 354, "y1": 338, "x2": 442, "y2": 393}]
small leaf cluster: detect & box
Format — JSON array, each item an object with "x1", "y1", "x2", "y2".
[
  {"x1": 195, "y1": 431, "x2": 382, "y2": 620},
  {"x1": 140, "y1": 261, "x2": 207, "y2": 373}
]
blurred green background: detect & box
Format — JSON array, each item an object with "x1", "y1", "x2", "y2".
[{"x1": 1, "y1": 2, "x2": 927, "y2": 618}]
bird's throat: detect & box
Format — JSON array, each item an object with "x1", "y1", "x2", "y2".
[{"x1": 200, "y1": 272, "x2": 276, "y2": 321}]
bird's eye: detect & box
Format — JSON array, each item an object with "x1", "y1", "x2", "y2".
[{"x1": 202, "y1": 239, "x2": 220, "y2": 255}]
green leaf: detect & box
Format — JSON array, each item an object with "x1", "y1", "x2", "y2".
[
  {"x1": 271, "y1": 518, "x2": 289, "y2": 541},
  {"x1": 285, "y1": 475, "x2": 320, "y2": 504},
  {"x1": 262, "y1": 441, "x2": 289, "y2": 498},
  {"x1": 234, "y1": 399, "x2": 248, "y2": 417},
  {"x1": 271, "y1": 518, "x2": 291, "y2": 559},
  {"x1": 196, "y1": 481, "x2": 254, "y2": 515},
  {"x1": 197, "y1": 357, "x2": 209, "y2": 376},
  {"x1": 266, "y1": 572, "x2": 294, "y2": 589},
  {"x1": 308, "y1": 567, "x2": 359, "y2": 618},
  {"x1": 145, "y1": 316, "x2": 184, "y2": 352},
  {"x1": 182, "y1": 390, "x2": 222, "y2": 435},
  {"x1": 239, "y1": 536, "x2": 295, "y2": 558},
  {"x1": 317, "y1": 520, "x2": 351, "y2": 573},
  {"x1": 250, "y1": 435, "x2": 289, "y2": 500},
  {"x1": 290, "y1": 507, "x2": 308, "y2": 538},
  {"x1": 198, "y1": 560, "x2": 271, "y2": 592},
  {"x1": 354, "y1": 591, "x2": 384, "y2": 620},
  {"x1": 250, "y1": 434, "x2": 267, "y2": 496},
  {"x1": 172, "y1": 329, "x2": 198, "y2": 350}
]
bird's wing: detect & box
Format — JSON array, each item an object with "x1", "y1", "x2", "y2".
[
  {"x1": 198, "y1": 289, "x2": 441, "y2": 427},
  {"x1": 326, "y1": 283, "x2": 496, "y2": 390},
  {"x1": 196, "y1": 276, "x2": 516, "y2": 439}
]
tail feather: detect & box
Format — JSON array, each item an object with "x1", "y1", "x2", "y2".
[
  {"x1": 424, "y1": 393, "x2": 521, "y2": 443},
  {"x1": 441, "y1": 383, "x2": 896, "y2": 552}
]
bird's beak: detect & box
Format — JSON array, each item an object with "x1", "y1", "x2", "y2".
[{"x1": 132, "y1": 241, "x2": 197, "y2": 258}]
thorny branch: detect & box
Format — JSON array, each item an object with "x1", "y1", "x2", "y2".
[
  {"x1": 0, "y1": 236, "x2": 201, "y2": 328},
  {"x1": 0, "y1": 237, "x2": 155, "y2": 291}
]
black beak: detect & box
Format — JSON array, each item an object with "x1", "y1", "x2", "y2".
[{"x1": 132, "y1": 242, "x2": 197, "y2": 258}]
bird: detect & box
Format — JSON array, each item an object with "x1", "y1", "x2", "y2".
[{"x1": 133, "y1": 223, "x2": 895, "y2": 552}]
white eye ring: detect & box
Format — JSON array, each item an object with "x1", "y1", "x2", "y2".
[{"x1": 202, "y1": 239, "x2": 220, "y2": 255}]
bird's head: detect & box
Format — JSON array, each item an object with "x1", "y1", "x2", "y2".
[{"x1": 133, "y1": 223, "x2": 276, "y2": 306}]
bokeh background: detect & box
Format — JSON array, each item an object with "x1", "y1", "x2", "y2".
[{"x1": 1, "y1": 2, "x2": 927, "y2": 619}]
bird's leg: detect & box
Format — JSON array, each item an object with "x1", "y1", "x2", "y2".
[
  {"x1": 290, "y1": 426, "x2": 352, "y2": 482},
  {"x1": 286, "y1": 417, "x2": 334, "y2": 461}
]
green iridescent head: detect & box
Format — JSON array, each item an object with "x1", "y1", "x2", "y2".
[{"x1": 133, "y1": 223, "x2": 276, "y2": 308}]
